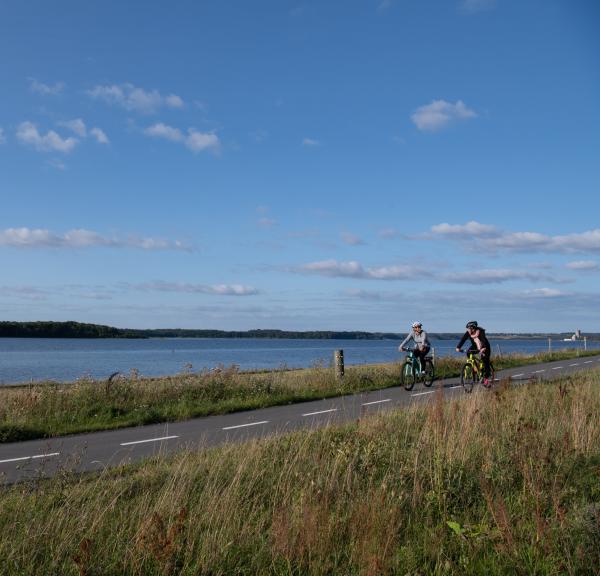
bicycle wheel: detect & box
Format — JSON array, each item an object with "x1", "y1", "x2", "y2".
[
  {"x1": 461, "y1": 364, "x2": 475, "y2": 393},
  {"x1": 401, "y1": 361, "x2": 415, "y2": 391},
  {"x1": 422, "y1": 360, "x2": 435, "y2": 387}
]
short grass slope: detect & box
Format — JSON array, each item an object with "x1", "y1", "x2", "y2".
[{"x1": 0, "y1": 370, "x2": 599, "y2": 575}]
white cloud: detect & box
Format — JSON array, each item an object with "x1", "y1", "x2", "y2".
[
  {"x1": 566, "y1": 260, "x2": 599, "y2": 271},
  {"x1": 297, "y1": 259, "x2": 425, "y2": 280},
  {"x1": 16, "y1": 121, "x2": 78, "y2": 153},
  {"x1": 58, "y1": 120, "x2": 108, "y2": 144},
  {"x1": 87, "y1": 83, "x2": 185, "y2": 114},
  {"x1": 302, "y1": 137, "x2": 321, "y2": 147},
  {"x1": 29, "y1": 78, "x2": 64, "y2": 95},
  {"x1": 430, "y1": 221, "x2": 600, "y2": 254},
  {"x1": 90, "y1": 127, "x2": 109, "y2": 144},
  {"x1": 0, "y1": 227, "x2": 189, "y2": 251},
  {"x1": 430, "y1": 221, "x2": 498, "y2": 238},
  {"x1": 441, "y1": 269, "x2": 562, "y2": 284},
  {"x1": 144, "y1": 123, "x2": 220, "y2": 154},
  {"x1": 295, "y1": 256, "x2": 570, "y2": 286},
  {"x1": 137, "y1": 281, "x2": 259, "y2": 296},
  {"x1": 165, "y1": 94, "x2": 184, "y2": 108},
  {"x1": 552, "y1": 230, "x2": 600, "y2": 253},
  {"x1": 144, "y1": 122, "x2": 183, "y2": 141},
  {"x1": 60, "y1": 118, "x2": 87, "y2": 137},
  {"x1": 411, "y1": 99, "x2": 477, "y2": 132},
  {"x1": 521, "y1": 288, "x2": 569, "y2": 299},
  {"x1": 482, "y1": 230, "x2": 600, "y2": 254},
  {"x1": 186, "y1": 129, "x2": 220, "y2": 153},
  {"x1": 0, "y1": 128, "x2": 5, "y2": 144}
]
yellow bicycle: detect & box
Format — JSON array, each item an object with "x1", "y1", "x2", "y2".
[{"x1": 459, "y1": 350, "x2": 495, "y2": 393}]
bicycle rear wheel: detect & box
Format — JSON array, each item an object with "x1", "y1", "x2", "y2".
[
  {"x1": 461, "y1": 364, "x2": 475, "y2": 393},
  {"x1": 489, "y1": 363, "x2": 496, "y2": 386},
  {"x1": 401, "y1": 361, "x2": 415, "y2": 391},
  {"x1": 422, "y1": 360, "x2": 435, "y2": 387}
]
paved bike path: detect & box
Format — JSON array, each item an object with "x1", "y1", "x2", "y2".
[{"x1": 1, "y1": 354, "x2": 599, "y2": 484}]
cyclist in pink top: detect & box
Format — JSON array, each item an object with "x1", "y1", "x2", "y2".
[{"x1": 456, "y1": 321, "x2": 493, "y2": 387}]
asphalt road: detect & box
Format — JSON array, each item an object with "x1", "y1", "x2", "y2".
[{"x1": 1, "y1": 354, "x2": 599, "y2": 485}]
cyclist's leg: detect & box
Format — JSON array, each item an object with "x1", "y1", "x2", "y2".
[
  {"x1": 481, "y1": 351, "x2": 491, "y2": 379},
  {"x1": 414, "y1": 348, "x2": 428, "y2": 373}
]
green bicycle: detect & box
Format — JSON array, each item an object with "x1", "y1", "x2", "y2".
[
  {"x1": 459, "y1": 350, "x2": 495, "y2": 393},
  {"x1": 400, "y1": 349, "x2": 435, "y2": 391}
]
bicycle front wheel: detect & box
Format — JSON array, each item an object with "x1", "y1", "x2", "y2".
[
  {"x1": 401, "y1": 361, "x2": 415, "y2": 391},
  {"x1": 461, "y1": 364, "x2": 475, "y2": 393},
  {"x1": 422, "y1": 360, "x2": 435, "y2": 387}
]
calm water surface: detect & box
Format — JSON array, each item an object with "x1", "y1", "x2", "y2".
[{"x1": 0, "y1": 337, "x2": 597, "y2": 385}]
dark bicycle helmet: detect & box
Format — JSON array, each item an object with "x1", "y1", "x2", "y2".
[{"x1": 466, "y1": 321, "x2": 478, "y2": 329}]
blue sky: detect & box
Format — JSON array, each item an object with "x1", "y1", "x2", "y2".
[{"x1": 1, "y1": 0, "x2": 598, "y2": 332}]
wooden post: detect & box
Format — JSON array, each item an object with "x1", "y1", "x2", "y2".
[{"x1": 334, "y1": 349, "x2": 344, "y2": 379}]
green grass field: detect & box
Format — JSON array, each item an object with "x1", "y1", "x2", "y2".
[
  {"x1": 1, "y1": 349, "x2": 599, "y2": 443},
  {"x1": 0, "y1": 369, "x2": 598, "y2": 574}
]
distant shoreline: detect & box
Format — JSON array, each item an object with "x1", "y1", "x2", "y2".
[{"x1": 0, "y1": 321, "x2": 597, "y2": 340}]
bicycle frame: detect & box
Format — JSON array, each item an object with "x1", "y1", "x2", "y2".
[
  {"x1": 405, "y1": 350, "x2": 423, "y2": 373},
  {"x1": 465, "y1": 351, "x2": 483, "y2": 375}
]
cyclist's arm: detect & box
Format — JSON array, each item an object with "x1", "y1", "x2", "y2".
[
  {"x1": 456, "y1": 331, "x2": 469, "y2": 351},
  {"x1": 399, "y1": 332, "x2": 412, "y2": 351},
  {"x1": 478, "y1": 329, "x2": 491, "y2": 355}
]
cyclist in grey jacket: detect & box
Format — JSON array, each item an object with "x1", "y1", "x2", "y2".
[{"x1": 399, "y1": 322, "x2": 431, "y2": 372}]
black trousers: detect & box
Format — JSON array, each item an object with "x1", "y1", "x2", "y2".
[{"x1": 413, "y1": 346, "x2": 430, "y2": 370}]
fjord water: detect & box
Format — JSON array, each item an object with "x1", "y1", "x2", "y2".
[{"x1": 0, "y1": 337, "x2": 596, "y2": 385}]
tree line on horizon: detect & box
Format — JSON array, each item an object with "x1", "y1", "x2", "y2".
[{"x1": 0, "y1": 321, "x2": 596, "y2": 340}]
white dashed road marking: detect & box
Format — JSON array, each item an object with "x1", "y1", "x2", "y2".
[
  {"x1": 302, "y1": 409, "x2": 337, "y2": 417},
  {"x1": 552, "y1": 366, "x2": 563, "y2": 370},
  {"x1": 570, "y1": 363, "x2": 579, "y2": 367},
  {"x1": 222, "y1": 421, "x2": 269, "y2": 431},
  {"x1": 120, "y1": 435, "x2": 179, "y2": 446},
  {"x1": 533, "y1": 370, "x2": 545, "y2": 374},
  {"x1": 361, "y1": 399, "x2": 392, "y2": 406},
  {"x1": 0, "y1": 452, "x2": 60, "y2": 464},
  {"x1": 411, "y1": 391, "x2": 435, "y2": 397},
  {"x1": 512, "y1": 373, "x2": 524, "y2": 377}
]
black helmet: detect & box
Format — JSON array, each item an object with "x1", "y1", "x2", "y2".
[{"x1": 466, "y1": 321, "x2": 478, "y2": 329}]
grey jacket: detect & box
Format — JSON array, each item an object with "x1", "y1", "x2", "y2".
[{"x1": 399, "y1": 329, "x2": 431, "y2": 351}]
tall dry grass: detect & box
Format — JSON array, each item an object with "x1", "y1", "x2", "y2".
[{"x1": 1, "y1": 369, "x2": 599, "y2": 574}]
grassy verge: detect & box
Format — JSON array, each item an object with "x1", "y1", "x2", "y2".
[
  {"x1": 0, "y1": 349, "x2": 599, "y2": 443},
  {"x1": 0, "y1": 370, "x2": 598, "y2": 574}
]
